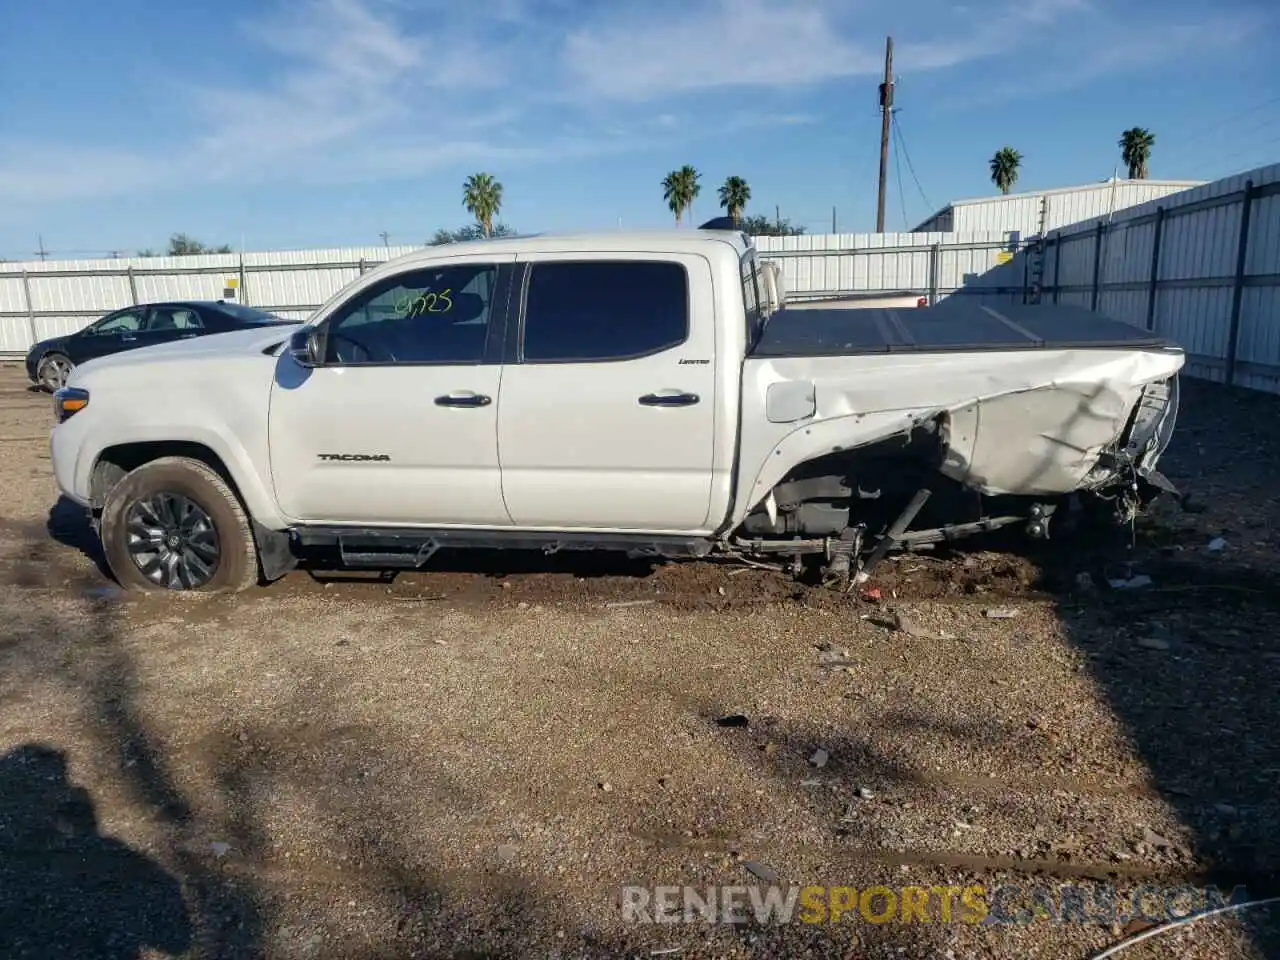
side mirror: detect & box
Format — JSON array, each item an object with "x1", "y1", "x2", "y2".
[{"x1": 288, "y1": 328, "x2": 321, "y2": 367}]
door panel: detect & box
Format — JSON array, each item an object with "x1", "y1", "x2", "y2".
[
  {"x1": 69, "y1": 308, "x2": 150, "y2": 363},
  {"x1": 268, "y1": 257, "x2": 516, "y2": 526},
  {"x1": 497, "y1": 254, "x2": 717, "y2": 532},
  {"x1": 143, "y1": 305, "x2": 205, "y2": 347}
]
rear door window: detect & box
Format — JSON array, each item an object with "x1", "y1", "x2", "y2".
[{"x1": 520, "y1": 260, "x2": 688, "y2": 363}]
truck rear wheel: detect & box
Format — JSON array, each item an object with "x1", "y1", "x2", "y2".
[{"x1": 99, "y1": 456, "x2": 261, "y2": 594}]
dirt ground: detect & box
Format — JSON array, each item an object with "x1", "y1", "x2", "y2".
[{"x1": 2, "y1": 360, "x2": 1279, "y2": 960}]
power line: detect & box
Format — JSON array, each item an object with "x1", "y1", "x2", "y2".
[
  {"x1": 891, "y1": 118, "x2": 910, "y2": 231},
  {"x1": 1154, "y1": 93, "x2": 1280, "y2": 169},
  {"x1": 890, "y1": 110, "x2": 933, "y2": 213}
]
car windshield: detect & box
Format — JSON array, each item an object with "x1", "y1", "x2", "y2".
[{"x1": 214, "y1": 303, "x2": 285, "y2": 323}]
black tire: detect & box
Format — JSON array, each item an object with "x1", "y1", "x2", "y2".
[
  {"x1": 36, "y1": 352, "x2": 74, "y2": 392},
  {"x1": 99, "y1": 456, "x2": 261, "y2": 594}
]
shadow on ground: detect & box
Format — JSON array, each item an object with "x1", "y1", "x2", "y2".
[{"x1": 0, "y1": 744, "x2": 193, "y2": 960}]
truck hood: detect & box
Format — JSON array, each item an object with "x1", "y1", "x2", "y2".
[{"x1": 68, "y1": 324, "x2": 300, "y2": 384}]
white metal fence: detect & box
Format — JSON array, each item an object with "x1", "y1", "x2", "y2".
[
  {"x1": 1033, "y1": 161, "x2": 1280, "y2": 392},
  {"x1": 0, "y1": 232, "x2": 1026, "y2": 356},
  {"x1": 8, "y1": 156, "x2": 1277, "y2": 394}
]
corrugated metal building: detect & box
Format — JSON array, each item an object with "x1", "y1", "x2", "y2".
[{"x1": 911, "y1": 178, "x2": 1206, "y2": 236}]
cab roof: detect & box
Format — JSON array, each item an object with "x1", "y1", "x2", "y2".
[{"x1": 384, "y1": 229, "x2": 754, "y2": 266}]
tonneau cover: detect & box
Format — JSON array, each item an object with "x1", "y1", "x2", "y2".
[{"x1": 749, "y1": 300, "x2": 1176, "y2": 358}]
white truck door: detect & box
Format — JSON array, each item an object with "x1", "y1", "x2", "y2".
[
  {"x1": 496, "y1": 253, "x2": 717, "y2": 531},
  {"x1": 267, "y1": 255, "x2": 518, "y2": 526}
]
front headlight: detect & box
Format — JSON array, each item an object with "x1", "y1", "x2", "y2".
[{"x1": 53, "y1": 387, "x2": 89, "y2": 424}]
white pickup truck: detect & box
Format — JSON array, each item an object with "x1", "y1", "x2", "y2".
[{"x1": 48, "y1": 229, "x2": 1184, "y2": 593}]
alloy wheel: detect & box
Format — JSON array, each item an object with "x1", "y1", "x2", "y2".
[
  {"x1": 124, "y1": 492, "x2": 222, "y2": 589},
  {"x1": 38, "y1": 355, "x2": 73, "y2": 391}
]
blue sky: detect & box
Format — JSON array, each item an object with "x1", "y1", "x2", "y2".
[{"x1": 1, "y1": 0, "x2": 1278, "y2": 259}]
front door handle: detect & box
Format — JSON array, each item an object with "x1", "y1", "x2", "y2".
[
  {"x1": 435, "y1": 392, "x2": 492, "y2": 408},
  {"x1": 639, "y1": 392, "x2": 700, "y2": 407},
  {"x1": 179, "y1": 332, "x2": 198, "y2": 339},
  {"x1": 120, "y1": 333, "x2": 137, "y2": 342}
]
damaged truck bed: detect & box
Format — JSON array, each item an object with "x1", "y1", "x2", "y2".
[{"x1": 736, "y1": 298, "x2": 1183, "y2": 580}]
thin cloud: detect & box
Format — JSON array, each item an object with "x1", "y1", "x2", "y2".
[
  {"x1": 558, "y1": 0, "x2": 1091, "y2": 100},
  {"x1": 556, "y1": 0, "x2": 1247, "y2": 101},
  {"x1": 0, "y1": 0, "x2": 1260, "y2": 204}
]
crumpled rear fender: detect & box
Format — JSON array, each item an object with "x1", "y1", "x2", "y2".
[{"x1": 728, "y1": 346, "x2": 1185, "y2": 529}]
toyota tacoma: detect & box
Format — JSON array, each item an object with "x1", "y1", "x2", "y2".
[{"x1": 48, "y1": 229, "x2": 1184, "y2": 593}]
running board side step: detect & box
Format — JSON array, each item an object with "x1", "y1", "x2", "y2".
[{"x1": 291, "y1": 526, "x2": 716, "y2": 568}]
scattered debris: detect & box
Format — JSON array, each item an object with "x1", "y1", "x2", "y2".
[
  {"x1": 855, "y1": 786, "x2": 874, "y2": 800},
  {"x1": 984, "y1": 608, "x2": 1019, "y2": 619},
  {"x1": 891, "y1": 611, "x2": 927, "y2": 637},
  {"x1": 209, "y1": 841, "x2": 231, "y2": 858},
  {"x1": 1109, "y1": 574, "x2": 1153, "y2": 590},
  {"x1": 742, "y1": 860, "x2": 779, "y2": 883},
  {"x1": 1074, "y1": 572, "x2": 1097, "y2": 592},
  {"x1": 605, "y1": 599, "x2": 656, "y2": 608},
  {"x1": 650, "y1": 949, "x2": 683, "y2": 957},
  {"x1": 715, "y1": 714, "x2": 749, "y2": 728},
  {"x1": 599, "y1": 781, "x2": 613, "y2": 793},
  {"x1": 1142, "y1": 827, "x2": 1174, "y2": 851},
  {"x1": 808, "y1": 749, "x2": 830, "y2": 768},
  {"x1": 861, "y1": 587, "x2": 882, "y2": 602},
  {"x1": 1207, "y1": 537, "x2": 1228, "y2": 552},
  {"x1": 82, "y1": 584, "x2": 125, "y2": 602},
  {"x1": 1136, "y1": 637, "x2": 1171, "y2": 651}
]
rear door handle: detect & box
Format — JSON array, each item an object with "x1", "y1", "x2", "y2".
[
  {"x1": 435, "y1": 392, "x2": 492, "y2": 408},
  {"x1": 639, "y1": 392, "x2": 700, "y2": 407}
]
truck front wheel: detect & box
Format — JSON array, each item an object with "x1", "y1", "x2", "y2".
[{"x1": 99, "y1": 456, "x2": 261, "y2": 594}]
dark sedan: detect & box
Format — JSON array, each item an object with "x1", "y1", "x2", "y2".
[{"x1": 25, "y1": 300, "x2": 298, "y2": 391}]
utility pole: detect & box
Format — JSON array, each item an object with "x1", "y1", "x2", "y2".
[
  {"x1": 379, "y1": 231, "x2": 390, "y2": 249},
  {"x1": 34, "y1": 234, "x2": 48, "y2": 261},
  {"x1": 875, "y1": 36, "x2": 894, "y2": 233},
  {"x1": 832, "y1": 206, "x2": 837, "y2": 233}
]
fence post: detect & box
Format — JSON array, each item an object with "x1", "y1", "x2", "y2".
[
  {"x1": 1144, "y1": 206, "x2": 1165, "y2": 331},
  {"x1": 239, "y1": 253, "x2": 249, "y2": 306},
  {"x1": 1051, "y1": 235, "x2": 1061, "y2": 304},
  {"x1": 358, "y1": 258, "x2": 367, "y2": 275},
  {"x1": 126, "y1": 265, "x2": 139, "y2": 305},
  {"x1": 1020, "y1": 241, "x2": 1031, "y2": 305},
  {"x1": 1225, "y1": 179, "x2": 1256, "y2": 387},
  {"x1": 20, "y1": 271, "x2": 37, "y2": 348},
  {"x1": 928, "y1": 243, "x2": 940, "y2": 305},
  {"x1": 1089, "y1": 220, "x2": 1105, "y2": 312}
]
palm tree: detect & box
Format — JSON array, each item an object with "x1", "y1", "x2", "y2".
[
  {"x1": 989, "y1": 147, "x2": 1022, "y2": 195},
  {"x1": 662, "y1": 170, "x2": 685, "y2": 225},
  {"x1": 462, "y1": 173, "x2": 503, "y2": 237},
  {"x1": 1119, "y1": 128, "x2": 1155, "y2": 179},
  {"x1": 660, "y1": 165, "x2": 702, "y2": 225},
  {"x1": 677, "y1": 164, "x2": 701, "y2": 223},
  {"x1": 717, "y1": 176, "x2": 751, "y2": 224}
]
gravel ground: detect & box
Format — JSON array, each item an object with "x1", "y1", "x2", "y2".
[{"x1": 1, "y1": 362, "x2": 1279, "y2": 959}]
